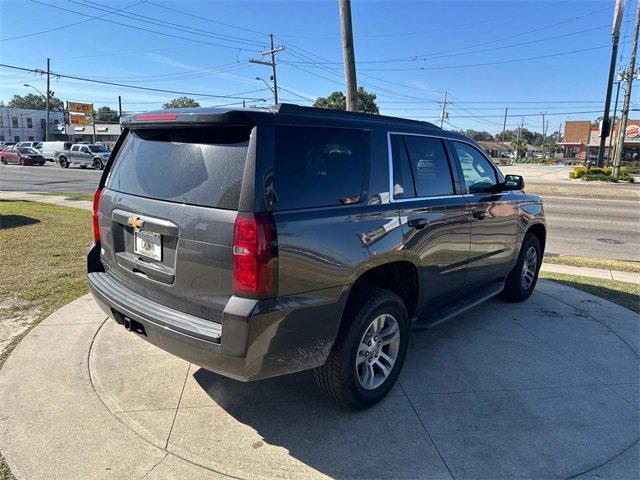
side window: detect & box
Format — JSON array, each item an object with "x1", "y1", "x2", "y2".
[
  {"x1": 81, "y1": 146, "x2": 90, "y2": 153},
  {"x1": 403, "y1": 136, "x2": 454, "y2": 197},
  {"x1": 453, "y1": 141, "x2": 498, "y2": 193},
  {"x1": 71, "y1": 146, "x2": 78, "y2": 152},
  {"x1": 273, "y1": 126, "x2": 367, "y2": 210},
  {"x1": 390, "y1": 134, "x2": 416, "y2": 199}
]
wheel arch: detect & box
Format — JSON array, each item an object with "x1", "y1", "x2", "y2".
[
  {"x1": 341, "y1": 260, "x2": 419, "y2": 324},
  {"x1": 525, "y1": 222, "x2": 546, "y2": 253}
]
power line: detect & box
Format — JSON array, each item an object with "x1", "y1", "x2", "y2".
[
  {"x1": 146, "y1": 0, "x2": 267, "y2": 37},
  {"x1": 0, "y1": 0, "x2": 148, "y2": 42},
  {"x1": 28, "y1": 0, "x2": 264, "y2": 53},
  {"x1": 68, "y1": 0, "x2": 267, "y2": 48},
  {"x1": 357, "y1": 42, "x2": 633, "y2": 71},
  {"x1": 278, "y1": 0, "x2": 578, "y2": 39},
  {"x1": 285, "y1": 24, "x2": 612, "y2": 65},
  {"x1": 0, "y1": 62, "x2": 268, "y2": 101}
]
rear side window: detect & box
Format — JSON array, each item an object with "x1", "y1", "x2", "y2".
[
  {"x1": 106, "y1": 127, "x2": 250, "y2": 209},
  {"x1": 452, "y1": 141, "x2": 498, "y2": 193},
  {"x1": 273, "y1": 126, "x2": 367, "y2": 210},
  {"x1": 390, "y1": 134, "x2": 416, "y2": 199},
  {"x1": 402, "y1": 135, "x2": 454, "y2": 197}
]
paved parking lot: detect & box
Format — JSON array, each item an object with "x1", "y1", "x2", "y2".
[{"x1": 1, "y1": 280, "x2": 637, "y2": 479}]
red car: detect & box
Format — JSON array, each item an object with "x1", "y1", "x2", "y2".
[{"x1": 0, "y1": 146, "x2": 45, "y2": 166}]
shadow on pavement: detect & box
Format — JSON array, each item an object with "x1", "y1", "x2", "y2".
[{"x1": 192, "y1": 366, "x2": 450, "y2": 479}]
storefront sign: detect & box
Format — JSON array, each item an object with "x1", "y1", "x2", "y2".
[
  {"x1": 625, "y1": 124, "x2": 640, "y2": 142},
  {"x1": 67, "y1": 101, "x2": 93, "y2": 114},
  {"x1": 69, "y1": 113, "x2": 90, "y2": 126}
]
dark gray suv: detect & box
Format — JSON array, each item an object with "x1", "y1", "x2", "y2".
[{"x1": 87, "y1": 104, "x2": 545, "y2": 410}]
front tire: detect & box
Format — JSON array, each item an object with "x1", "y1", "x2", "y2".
[
  {"x1": 502, "y1": 233, "x2": 542, "y2": 302},
  {"x1": 59, "y1": 157, "x2": 69, "y2": 168},
  {"x1": 92, "y1": 158, "x2": 103, "y2": 170},
  {"x1": 0, "y1": 157, "x2": 6, "y2": 165},
  {"x1": 314, "y1": 287, "x2": 410, "y2": 410}
]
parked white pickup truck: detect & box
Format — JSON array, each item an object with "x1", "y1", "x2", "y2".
[{"x1": 57, "y1": 143, "x2": 111, "y2": 170}]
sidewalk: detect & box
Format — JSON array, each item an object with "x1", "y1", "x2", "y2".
[
  {"x1": 0, "y1": 281, "x2": 637, "y2": 479},
  {"x1": 0, "y1": 191, "x2": 92, "y2": 211},
  {"x1": 540, "y1": 262, "x2": 640, "y2": 285}
]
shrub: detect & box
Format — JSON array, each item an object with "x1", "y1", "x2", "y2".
[{"x1": 582, "y1": 173, "x2": 617, "y2": 182}]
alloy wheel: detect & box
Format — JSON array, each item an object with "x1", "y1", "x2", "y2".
[
  {"x1": 356, "y1": 313, "x2": 400, "y2": 390},
  {"x1": 521, "y1": 246, "x2": 538, "y2": 290}
]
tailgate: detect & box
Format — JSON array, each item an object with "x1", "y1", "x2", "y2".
[{"x1": 97, "y1": 125, "x2": 252, "y2": 322}]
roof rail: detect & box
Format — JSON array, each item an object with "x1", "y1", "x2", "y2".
[{"x1": 275, "y1": 103, "x2": 440, "y2": 129}]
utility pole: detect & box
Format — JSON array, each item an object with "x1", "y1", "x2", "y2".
[
  {"x1": 338, "y1": 0, "x2": 358, "y2": 111},
  {"x1": 541, "y1": 112, "x2": 547, "y2": 145},
  {"x1": 439, "y1": 91, "x2": 448, "y2": 128},
  {"x1": 597, "y1": 0, "x2": 626, "y2": 167},
  {"x1": 92, "y1": 108, "x2": 96, "y2": 144},
  {"x1": 608, "y1": 78, "x2": 622, "y2": 164},
  {"x1": 502, "y1": 106, "x2": 508, "y2": 141},
  {"x1": 613, "y1": 0, "x2": 640, "y2": 180},
  {"x1": 45, "y1": 58, "x2": 50, "y2": 141},
  {"x1": 118, "y1": 95, "x2": 123, "y2": 132},
  {"x1": 250, "y1": 34, "x2": 285, "y2": 105}
]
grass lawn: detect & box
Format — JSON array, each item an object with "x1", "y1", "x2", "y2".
[
  {"x1": 540, "y1": 272, "x2": 640, "y2": 314},
  {"x1": 0, "y1": 200, "x2": 92, "y2": 479},
  {"x1": 0, "y1": 200, "x2": 92, "y2": 366},
  {"x1": 33, "y1": 191, "x2": 94, "y2": 202},
  {"x1": 543, "y1": 255, "x2": 640, "y2": 274}
]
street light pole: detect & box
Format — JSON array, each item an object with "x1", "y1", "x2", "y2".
[{"x1": 596, "y1": 0, "x2": 626, "y2": 167}]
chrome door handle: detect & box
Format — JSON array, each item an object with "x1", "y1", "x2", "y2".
[{"x1": 407, "y1": 218, "x2": 429, "y2": 229}]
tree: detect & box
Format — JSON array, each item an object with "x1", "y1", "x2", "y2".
[
  {"x1": 510, "y1": 138, "x2": 527, "y2": 159},
  {"x1": 7, "y1": 93, "x2": 63, "y2": 111},
  {"x1": 314, "y1": 87, "x2": 379, "y2": 114},
  {"x1": 163, "y1": 96, "x2": 200, "y2": 109},
  {"x1": 96, "y1": 106, "x2": 119, "y2": 123},
  {"x1": 463, "y1": 130, "x2": 495, "y2": 141}
]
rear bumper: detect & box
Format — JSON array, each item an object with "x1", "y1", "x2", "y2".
[{"x1": 87, "y1": 247, "x2": 348, "y2": 381}]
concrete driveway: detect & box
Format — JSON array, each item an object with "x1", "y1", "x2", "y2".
[{"x1": 1, "y1": 280, "x2": 638, "y2": 479}]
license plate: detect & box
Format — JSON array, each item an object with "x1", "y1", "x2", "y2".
[{"x1": 134, "y1": 230, "x2": 162, "y2": 261}]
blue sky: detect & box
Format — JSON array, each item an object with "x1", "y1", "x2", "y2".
[{"x1": 0, "y1": 0, "x2": 637, "y2": 133}]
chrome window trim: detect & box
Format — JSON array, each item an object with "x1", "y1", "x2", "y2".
[{"x1": 387, "y1": 130, "x2": 477, "y2": 204}]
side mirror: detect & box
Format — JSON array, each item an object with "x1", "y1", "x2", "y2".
[{"x1": 504, "y1": 174, "x2": 525, "y2": 190}]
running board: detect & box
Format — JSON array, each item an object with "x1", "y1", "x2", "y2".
[{"x1": 412, "y1": 280, "x2": 505, "y2": 330}]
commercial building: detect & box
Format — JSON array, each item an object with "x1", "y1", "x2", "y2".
[
  {"x1": 0, "y1": 107, "x2": 65, "y2": 143},
  {"x1": 560, "y1": 120, "x2": 640, "y2": 163},
  {"x1": 64, "y1": 123, "x2": 121, "y2": 147}
]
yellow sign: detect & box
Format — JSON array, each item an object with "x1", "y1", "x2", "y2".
[
  {"x1": 69, "y1": 113, "x2": 90, "y2": 126},
  {"x1": 67, "y1": 101, "x2": 93, "y2": 114}
]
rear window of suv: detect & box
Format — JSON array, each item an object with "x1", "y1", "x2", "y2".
[
  {"x1": 273, "y1": 126, "x2": 367, "y2": 210},
  {"x1": 106, "y1": 127, "x2": 250, "y2": 210}
]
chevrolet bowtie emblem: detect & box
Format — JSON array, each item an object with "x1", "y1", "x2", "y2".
[{"x1": 127, "y1": 217, "x2": 145, "y2": 229}]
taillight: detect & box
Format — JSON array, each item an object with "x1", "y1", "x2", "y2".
[
  {"x1": 232, "y1": 213, "x2": 277, "y2": 298},
  {"x1": 92, "y1": 188, "x2": 103, "y2": 244}
]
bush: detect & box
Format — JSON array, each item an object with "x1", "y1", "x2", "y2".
[{"x1": 582, "y1": 173, "x2": 617, "y2": 182}]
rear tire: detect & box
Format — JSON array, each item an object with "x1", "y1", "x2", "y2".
[
  {"x1": 59, "y1": 157, "x2": 69, "y2": 168},
  {"x1": 314, "y1": 287, "x2": 410, "y2": 410},
  {"x1": 502, "y1": 233, "x2": 542, "y2": 302},
  {"x1": 92, "y1": 158, "x2": 103, "y2": 170},
  {"x1": 0, "y1": 157, "x2": 6, "y2": 165}
]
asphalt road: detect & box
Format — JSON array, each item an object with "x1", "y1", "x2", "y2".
[{"x1": 1, "y1": 163, "x2": 638, "y2": 261}]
